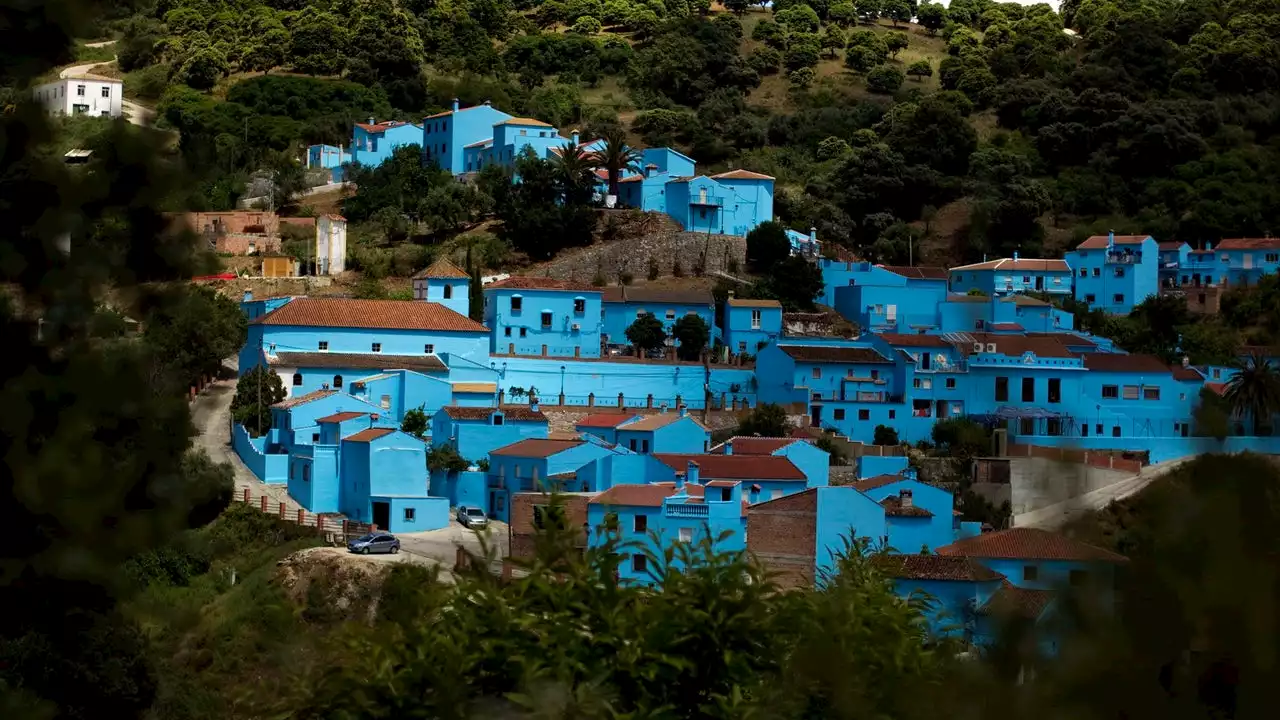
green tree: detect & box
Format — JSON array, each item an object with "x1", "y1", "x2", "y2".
[
  {"x1": 1193, "y1": 387, "x2": 1232, "y2": 441},
  {"x1": 758, "y1": 255, "x2": 824, "y2": 311},
  {"x1": 401, "y1": 405, "x2": 429, "y2": 438},
  {"x1": 866, "y1": 64, "x2": 905, "y2": 94},
  {"x1": 931, "y1": 417, "x2": 990, "y2": 457},
  {"x1": 745, "y1": 220, "x2": 792, "y2": 273},
  {"x1": 231, "y1": 365, "x2": 287, "y2": 437},
  {"x1": 917, "y1": 2, "x2": 947, "y2": 33},
  {"x1": 593, "y1": 126, "x2": 643, "y2": 201},
  {"x1": 141, "y1": 285, "x2": 246, "y2": 391},
  {"x1": 907, "y1": 58, "x2": 933, "y2": 81},
  {"x1": 738, "y1": 402, "x2": 792, "y2": 436},
  {"x1": 671, "y1": 315, "x2": 711, "y2": 360},
  {"x1": 776, "y1": 4, "x2": 821, "y2": 32},
  {"x1": 426, "y1": 445, "x2": 470, "y2": 472},
  {"x1": 821, "y1": 25, "x2": 846, "y2": 59},
  {"x1": 873, "y1": 424, "x2": 900, "y2": 445},
  {"x1": 885, "y1": 32, "x2": 910, "y2": 58},
  {"x1": 626, "y1": 312, "x2": 668, "y2": 354},
  {"x1": 829, "y1": 2, "x2": 858, "y2": 26},
  {"x1": 789, "y1": 66, "x2": 817, "y2": 88},
  {"x1": 1224, "y1": 352, "x2": 1280, "y2": 435},
  {"x1": 725, "y1": 0, "x2": 751, "y2": 14},
  {"x1": 752, "y1": 20, "x2": 789, "y2": 50},
  {"x1": 180, "y1": 46, "x2": 228, "y2": 89},
  {"x1": 884, "y1": 0, "x2": 912, "y2": 26}
]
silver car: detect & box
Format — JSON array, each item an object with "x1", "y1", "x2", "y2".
[
  {"x1": 347, "y1": 533, "x2": 400, "y2": 555},
  {"x1": 456, "y1": 506, "x2": 488, "y2": 528}
]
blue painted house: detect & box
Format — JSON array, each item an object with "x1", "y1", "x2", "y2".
[
  {"x1": 351, "y1": 120, "x2": 423, "y2": 168},
  {"x1": 827, "y1": 263, "x2": 950, "y2": 327},
  {"x1": 575, "y1": 409, "x2": 709, "y2": 453},
  {"x1": 411, "y1": 257, "x2": 472, "y2": 316},
  {"x1": 714, "y1": 435, "x2": 831, "y2": 488},
  {"x1": 722, "y1": 296, "x2": 783, "y2": 355},
  {"x1": 755, "y1": 342, "x2": 898, "y2": 429},
  {"x1": 337, "y1": 427, "x2": 445, "y2": 533},
  {"x1": 1215, "y1": 237, "x2": 1280, "y2": 286},
  {"x1": 486, "y1": 437, "x2": 623, "y2": 521},
  {"x1": 600, "y1": 286, "x2": 715, "y2": 350},
  {"x1": 484, "y1": 277, "x2": 603, "y2": 358},
  {"x1": 852, "y1": 475, "x2": 973, "y2": 552},
  {"x1": 430, "y1": 404, "x2": 549, "y2": 464},
  {"x1": 651, "y1": 452, "x2": 819, "y2": 503},
  {"x1": 1066, "y1": 233, "x2": 1159, "y2": 314},
  {"x1": 306, "y1": 144, "x2": 351, "y2": 183},
  {"x1": 746, "y1": 486, "x2": 888, "y2": 587},
  {"x1": 872, "y1": 554, "x2": 1008, "y2": 639},
  {"x1": 421, "y1": 99, "x2": 515, "y2": 175},
  {"x1": 574, "y1": 412, "x2": 643, "y2": 444},
  {"x1": 948, "y1": 256, "x2": 1073, "y2": 298}
]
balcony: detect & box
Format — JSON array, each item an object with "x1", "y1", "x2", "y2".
[
  {"x1": 1104, "y1": 251, "x2": 1143, "y2": 264},
  {"x1": 665, "y1": 503, "x2": 709, "y2": 518}
]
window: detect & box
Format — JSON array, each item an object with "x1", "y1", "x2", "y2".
[
  {"x1": 858, "y1": 409, "x2": 870, "y2": 420},
  {"x1": 292, "y1": 373, "x2": 302, "y2": 386},
  {"x1": 665, "y1": 309, "x2": 675, "y2": 320},
  {"x1": 318, "y1": 341, "x2": 328, "y2": 351},
  {"x1": 101, "y1": 85, "x2": 110, "y2": 97},
  {"x1": 574, "y1": 298, "x2": 586, "y2": 313},
  {"x1": 371, "y1": 343, "x2": 382, "y2": 353},
  {"x1": 812, "y1": 367, "x2": 821, "y2": 379},
  {"x1": 424, "y1": 344, "x2": 434, "y2": 354},
  {"x1": 1022, "y1": 275, "x2": 1030, "y2": 283},
  {"x1": 833, "y1": 409, "x2": 846, "y2": 420},
  {"x1": 504, "y1": 327, "x2": 512, "y2": 336},
  {"x1": 738, "y1": 342, "x2": 746, "y2": 352},
  {"x1": 632, "y1": 554, "x2": 647, "y2": 573},
  {"x1": 1112, "y1": 426, "x2": 1122, "y2": 437},
  {"x1": 1267, "y1": 253, "x2": 1279, "y2": 263},
  {"x1": 641, "y1": 440, "x2": 649, "y2": 453},
  {"x1": 1113, "y1": 293, "x2": 1125, "y2": 304},
  {"x1": 1023, "y1": 565, "x2": 1039, "y2": 581},
  {"x1": 1143, "y1": 387, "x2": 1160, "y2": 400},
  {"x1": 1122, "y1": 385, "x2": 1140, "y2": 400},
  {"x1": 443, "y1": 285, "x2": 453, "y2": 299},
  {"x1": 76, "y1": 84, "x2": 85, "y2": 96},
  {"x1": 1048, "y1": 378, "x2": 1061, "y2": 403},
  {"x1": 634, "y1": 514, "x2": 647, "y2": 532},
  {"x1": 678, "y1": 527, "x2": 693, "y2": 543},
  {"x1": 1069, "y1": 569, "x2": 1088, "y2": 586},
  {"x1": 1114, "y1": 267, "x2": 1125, "y2": 278},
  {"x1": 1102, "y1": 385, "x2": 1119, "y2": 399},
  {"x1": 995, "y1": 377, "x2": 1009, "y2": 402},
  {"x1": 629, "y1": 439, "x2": 637, "y2": 451},
  {"x1": 511, "y1": 296, "x2": 523, "y2": 312},
  {"x1": 333, "y1": 375, "x2": 343, "y2": 388},
  {"x1": 1085, "y1": 294, "x2": 1096, "y2": 304},
  {"x1": 871, "y1": 370, "x2": 879, "y2": 380},
  {"x1": 492, "y1": 414, "x2": 504, "y2": 426},
  {"x1": 541, "y1": 312, "x2": 552, "y2": 328},
  {"x1": 750, "y1": 310, "x2": 762, "y2": 329},
  {"x1": 303, "y1": 465, "x2": 310, "y2": 483},
  {"x1": 812, "y1": 392, "x2": 822, "y2": 401},
  {"x1": 1022, "y1": 377, "x2": 1035, "y2": 402},
  {"x1": 1092, "y1": 267, "x2": 1100, "y2": 277},
  {"x1": 519, "y1": 328, "x2": 527, "y2": 337},
  {"x1": 311, "y1": 433, "x2": 319, "y2": 443},
  {"x1": 889, "y1": 409, "x2": 896, "y2": 419}
]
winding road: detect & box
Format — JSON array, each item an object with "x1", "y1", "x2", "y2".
[{"x1": 59, "y1": 41, "x2": 153, "y2": 127}]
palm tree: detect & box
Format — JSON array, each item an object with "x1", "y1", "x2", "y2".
[
  {"x1": 593, "y1": 128, "x2": 643, "y2": 201},
  {"x1": 549, "y1": 139, "x2": 596, "y2": 202},
  {"x1": 1224, "y1": 351, "x2": 1280, "y2": 435}
]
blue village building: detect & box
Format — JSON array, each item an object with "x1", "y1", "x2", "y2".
[
  {"x1": 786, "y1": 227, "x2": 821, "y2": 258},
  {"x1": 721, "y1": 296, "x2": 783, "y2": 355},
  {"x1": 620, "y1": 167, "x2": 776, "y2": 237},
  {"x1": 484, "y1": 277, "x2": 604, "y2": 359},
  {"x1": 411, "y1": 257, "x2": 472, "y2": 315},
  {"x1": 430, "y1": 403, "x2": 549, "y2": 465},
  {"x1": 826, "y1": 263, "x2": 950, "y2": 327},
  {"x1": 948, "y1": 255, "x2": 1073, "y2": 298},
  {"x1": 755, "y1": 342, "x2": 901, "y2": 430},
  {"x1": 575, "y1": 408, "x2": 711, "y2": 454},
  {"x1": 351, "y1": 119, "x2": 422, "y2": 169},
  {"x1": 710, "y1": 435, "x2": 831, "y2": 488},
  {"x1": 306, "y1": 144, "x2": 351, "y2": 183},
  {"x1": 1065, "y1": 233, "x2": 1159, "y2": 314},
  {"x1": 600, "y1": 286, "x2": 716, "y2": 351}
]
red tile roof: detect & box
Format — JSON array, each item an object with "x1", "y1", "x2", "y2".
[
  {"x1": 1026, "y1": 332, "x2": 1097, "y2": 348},
  {"x1": 272, "y1": 389, "x2": 338, "y2": 409},
  {"x1": 876, "y1": 333, "x2": 954, "y2": 348},
  {"x1": 873, "y1": 554, "x2": 1004, "y2": 582},
  {"x1": 711, "y1": 169, "x2": 774, "y2": 181},
  {"x1": 1171, "y1": 364, "x2": 1204, "y2": 381},
  {"x1": 576, "y1": 412, "x2": 640, "y2": 428},
  {"x1": 254, "y1": 298, "x2": 487, "y2": 333},
  {"x1": 726, "y1": 297, "x2": 782, "y2": 308},
  {"x1": 612, "y1": 286, "x2": 714, "y2": 305},
  {"x1": 881, "y1": 265, "x2": 948, "y2": 280},
  {"x1": 355, "y1": 121, "x2": 409, "y2": 134},
  {"x1": 721, "y1": 437, "x2": 798, "y2": 455},
  {"x1": 343, "y1": 427, "x2": 397, "y2": 442},
  {"x1": 620, "y1": 413, "x2": 704, "y2": 431},
  {"x1": 440, "y1": 405, "x2": 547, "y2": 422},
  {"x1": 485, "y1": 277, "x2": 602, "y2": 292},
  {"x1": 954, "y1": 333, "x2": 1076, "y2": 359},
  {"x1": 989, "y1": 322, "x2": 1025, "y2": 332},
  {"x1": 268, "y1": 352, "x2": 447, "y2": 373},
  {"x1": 705, "y1": 480, "x2": 740, "y2": 488},
  {"x1": 1082, "y1": 353, "x2": 1173, "y2": 373},
  {"x1": 590, "y1": 483, "x2": 705, "y2": 507},
  {"x1": 1206, "y1": 382, "x2": 1228, "y2": 396},
  {"x1": 652, "y1": 453, "x2": 806, "y2": 480},
  {"x1": 412, "y1": 257, "x2": 470, "y2": 279},
  {"x1": 980, "y1": 581, "x2": 1054, "y2": 620},
  {"x1": 779, "y1": 345, "x2": 893, "y2": 364},
  {"x1": 1217, "y1": 237, "x2": 1280, "y2": 250},
  {"x1": 880, "y1": 495, "x2": 934, "y2": 517},
  {"x1": 936, "y1": 528, "x2": 1127, "y2": 563},
  {"x1": 1158, "y1": 241, "x2": 1188, "y2": 251},
  {"x1": 951, "y1": 258, "x2": 1071, "y2": 272},
  {"x1": 852, "y1": 474, "x2": 909, "y2": 491},
  {"x1": 315, "y1": 411, "x2": 372, "y2": 424},
  {"x1": 1075, "y1": 234, "x2": 1152, "y2": 249},
  {"x1": 490, "y1": 438, "x2": 584, "y2": 458}
]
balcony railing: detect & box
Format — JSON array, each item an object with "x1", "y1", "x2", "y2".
[
  {"x1": 1104, "y1": 252, "x2": 1142, "y2": 264},
  {"x1": 665, "y1": 503, "x2": 709, "y2": 518}
]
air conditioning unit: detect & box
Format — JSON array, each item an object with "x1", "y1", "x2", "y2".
[
  {"x1": 986, "y1": 343, "x2": 997, "y2": 353},
  {"x1": 973, "y1": 342, "x2": 984, "y2": 353}
]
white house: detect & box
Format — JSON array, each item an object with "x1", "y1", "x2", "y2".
[
  {"x1": 33, "y1": 75, "x2": 124, "y2": 118},
  {"x1": 316, "y1": 214, "x2": 347, "y2": 275}
]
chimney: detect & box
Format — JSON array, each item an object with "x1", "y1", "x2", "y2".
[
  {"x1": 727, "y1": 290, "x2": 736, "y2": 299},
  {"x1": 571, "y1": 129, "x2": 580, "y2": 144},
  {"x1": 810, "y1": 226, "x2": 817, "y2": 242},
  {"x1": 686, "y1": 461, "x2": 700, "y2": 487},
  {"x1": 483, "y1": 99, "x2": 491, "y2": 106},
  {"x1": 530, "y1": 398, "x2": 539, "y2": 413},
  {"x1": 724, "y1": 441, "x2": 734, "y2": 456},
  {"x1": 1108, "y1": 230, "x2": 1115, "y2": 250},
  {"x1": 1206, "y1": 241, "x2": 1213, "y2": 251},
  {"x1": 243, "y1": 291, "x2": 253, "y2": 302},
  {"x1": 452, "y1": 97, "x2": 459, "y2": 112},
  {"x1": 678, "y1": 405, "x2": 687, "y2": 418},
  {"x1": 322, "y1": 383, "x2": 330, "y2": 390},
  {"x1": 1013, "y1": 251, "x2": 1019, "y2": 262},
  {"x1": 645, "y1": 162, "x2": 657, "y2": 178},
  {"x1": 899, "y1": 489, "x2": 913, "y2": 509},
  {"x1": 367, "y1": 116, "x2": 374, "y2": 125}
]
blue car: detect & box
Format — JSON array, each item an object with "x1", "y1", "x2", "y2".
[{"x1": 347, "y1": 532, "x2": 400, "y2": 555}]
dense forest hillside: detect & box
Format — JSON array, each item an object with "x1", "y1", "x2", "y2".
[{"x1": 89, "y1": 0, "x2": 1280, "y2": 266}]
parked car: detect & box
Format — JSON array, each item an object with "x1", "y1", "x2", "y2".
[
  {"x1": 347, "y1": 533, "x2": 400, "y2": 555},
  {"x1": 456, "y1": 506, "x2": 488, "y2": 528}
]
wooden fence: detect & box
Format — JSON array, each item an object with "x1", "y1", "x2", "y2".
[{"x1": 231, "y1": 487, "x2": 375, "y2": 542}]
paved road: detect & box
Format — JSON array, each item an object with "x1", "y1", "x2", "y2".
[
  {"x1": 1016, "y1": 457, "x2": 1190, "y2": 530},
  {"x1": 59, "y1": 57, "x2": 154, "y2": 127}
]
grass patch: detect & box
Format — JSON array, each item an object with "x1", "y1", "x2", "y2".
[{"x1": 74, "y1": 42, "x2": 118, "y2": 66}]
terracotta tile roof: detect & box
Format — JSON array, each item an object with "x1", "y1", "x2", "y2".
[
  {"x1": 599, "y1": 286, "x2": 626, "y2": 303},
  {"x1": 1211, "y1": 238, "x2": 1280, "y2": 250},
  {"x1": 413, "y1": 257, "x2": 470, "y2": 279},
  {"x1": 452, "y1": 382, "x2": 497, "y2": 393},
  {"x1": 1206, "y1": 382, "x2": 1228, "y2": 396},
  {"x1": 851, "y1": 474, "x2": 908, "y2": 491},
  {"x1": 576, "y1": 412, "x2": 640, "y2": 428},
  {"x1": 315, "y1": 411, "x2": 372, "y2": 424},
  {"x1": 1008, "y1": 295, "x2": 1051, "y2": 307},
  {"x1": 1082, "y1": 353, "x2": 1173, "y2": 373},
  {"x1": 615, "y1": 286, "x2": 714, "y2": 305},
  {"x1": 463, "y1": 138, "x2": 493, "y2": 149},
  {"x1": 880, "y1": 495, "x2": 934, "y2": 517},
  {"x1": 1076, "y1": 234, "x2": 1152, "y2": 250},
  {"x1": 617, "y1": 174, "x2": 648, "y2": 184},
  {"x1": 254, "y1": 298, "x2": 487, "y2": 333},
  {"x1": 272, "y1": 389, "x2": 338, "y2": 409},
  {"x1": 269, "y1": 352, "x2": 447, "y2": 374},
  {"x1": 355, "y1": 121, "x2": 409, "y2": 134},
  {"x1": 496, "y1": 117, "x2": 553, "y2": 127},
  {"x1": 719, "y1": 437, "x2": 798, "y2": 455},
  {"x1": 953, "y1": 333, "x2": 1076, "y2": 359},
  {"x1": 424, "y1": 105, "x2": 488, "y2": 119},
  {"x1": 652, "y1": 453, "x2": 806, "y2": 480},
  {"x1": 485, "y1": 277, "x2": 601, "y2": 292},
  {"x1": 440, "y1": 405, "x2": 547, "y2": 422},
  {"x1": 980, "y1": 581, "x2": 1054, "y2": 620},
  {"x1": 620, "y1": 413, "x2": 704, "y2": 432},
  {"x1": 1026, "y1": 332, "x2": 1097, "y2": 348},
  {"x1": 705, "y1": 480, "x2": 740, "y2": 488},
  {"x1": 989, "y1": 323, "x2": 1025, "y2": 332},
  {"x1": 1158, "y1": 241, "x2": 1188, "y2": 251},
  {"x1": 726, "y1": 297, "x2": 782, "y2": 308},
  {"x1": 490, "y1": 438, "x2": 583, "y2": 458},
  {"x1": 945, "y1": 293, "x2": 990, "y2": 304},
  {"x1": 936, "y1": 527, "x2": 1127, "y2": 563},
  {"x1": 880, "y1": 265, "x2": 948, "y2": 280},
  {"x1": 590, "y1": 483, "x2": 705, "y2": 507},
  {"x1": 876, "y1": 332, "x2": 953, "y2": 348},
  {"x1": 873, "y1": 554, "x2": 1004, "y2": 582},
  {"x1": 343, "y1": 427, "x2": 398, "y2": 443},
  {"x1": 951, "y1": 258, "x2": 1071, "y2": 272},
  {"x1": 711, "y1": 169, "x2": 774, "y2": 181},
  {"x1": 1170, "y1": 364, "x2": 1204, "y2": 381},
  {"x1": 779, "y1": 345, "x2": 893, "y2": 364}
]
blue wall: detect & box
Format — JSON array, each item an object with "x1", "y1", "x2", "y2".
[
  {"x1": 251, "y1": 326, "x2": 489, "y2": 367},
  {"x1": 485, "y1": 287, "x2": 604, "y2": 358},
  {"x1": 601, "y1": 302, "x2": 715, "y2": 347},
  {"x1": 371, "y1": 495, "x2": 449, "y2": 533},
  {"x1": 431, "y1": 410, "x2": 548, "y2": 464},
  {"x1": 233, "y1": 422, "x2": 288, "y2": 484},
  {"x1": 351, "y1": 123, "x2": 421, "y2": 168},
  {"x1": 1067, "y1": 237, "x2": 1159, "y2": 314},
  {"x1": 723, "y1": 302, "x2": 783, "y2": 355},
  {"x1": 857, "y1": 455, "x2": 909, "y2": 479},
  {"x1": 814, "y1": 487, "x2": 888, "y2": 575}
]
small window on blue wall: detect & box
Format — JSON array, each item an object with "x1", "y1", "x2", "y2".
[
  {"x1": 404, "y1": 507, "x2": 416, "y2": 521},
  {"x1": 292, "y1": 373, "x2": 302, "y2": 386},
  {"x1": 493, "y1": 414, "x2": 504, "y2": 426}
]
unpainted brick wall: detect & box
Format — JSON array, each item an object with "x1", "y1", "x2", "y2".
[
  {"x1": 509, "y1": 492, "x2": 591, "y2": 561},
  {"x1": 747, "y1": 490, "x2": 817, "y2": 588}
]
